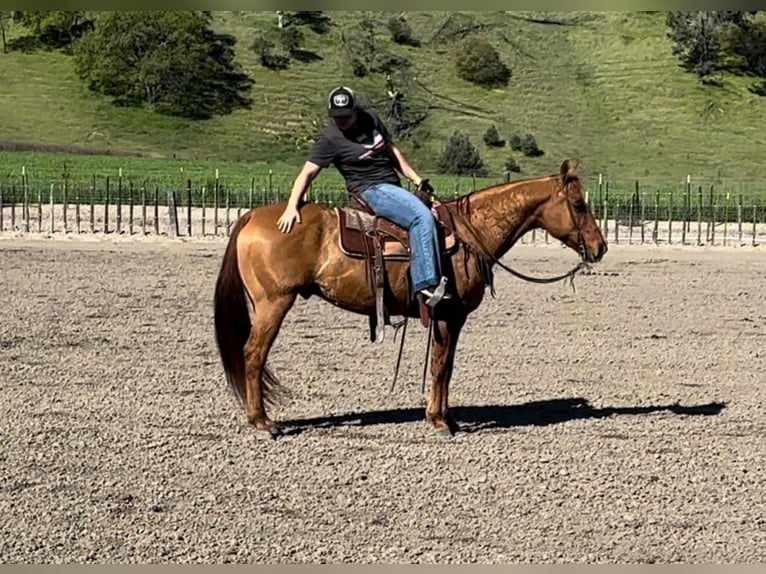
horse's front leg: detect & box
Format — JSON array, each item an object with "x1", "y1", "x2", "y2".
[{"x1": 425, "y1": 313, "x2": 466, "y2": 437}]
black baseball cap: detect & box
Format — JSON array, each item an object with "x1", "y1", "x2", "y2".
[{"x1": 328, "y1": 86, "x2": 357, "y2": 117}]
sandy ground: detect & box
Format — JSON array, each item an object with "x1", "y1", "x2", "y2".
[{"x1": 0, "y1": 232, "x2": 763, "y2": 563}]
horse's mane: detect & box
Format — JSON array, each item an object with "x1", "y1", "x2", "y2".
[{"x1": 440, "y1": 160, "x2": 582, "y2": 297}]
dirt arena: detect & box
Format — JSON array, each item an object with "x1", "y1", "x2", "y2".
[{"x1": 0, "y1": 233, "x2": 763, "y2": 563}]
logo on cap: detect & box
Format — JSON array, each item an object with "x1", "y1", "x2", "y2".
[{"x1": 332, "y1": 93, "x2": 350, "y2": 107}]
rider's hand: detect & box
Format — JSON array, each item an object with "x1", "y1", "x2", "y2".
[
  {"x1": 414, "y1": 179, "x2": 435, "y2": 208},
  {"x1": 417, "y1": 179, "x2": 435, "y2": 195},
  {"x1": 276, "y1": 205, "x2": 301, "y2": 233}
]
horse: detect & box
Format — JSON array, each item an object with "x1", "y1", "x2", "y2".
[{"x1": 213, "y1": 159, "x2": 607, "y2": 438}]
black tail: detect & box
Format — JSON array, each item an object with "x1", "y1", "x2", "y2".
[
  {"x1": 213, "y1": 212, "x2": 282, "y2": 408},
  {"x1": 213, "y1": 213, "x2": 254, "y2": 405}
]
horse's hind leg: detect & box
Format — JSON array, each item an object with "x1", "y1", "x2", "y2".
[{"x1": 243, "y1": 293, "x2": 297, "y2": 435}]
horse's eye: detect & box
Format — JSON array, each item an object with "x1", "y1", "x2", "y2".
[{"x1": 574, "y1": 201, "x2": 588, "y2": 213}]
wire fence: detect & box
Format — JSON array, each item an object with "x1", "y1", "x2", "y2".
[{"x1": 0, "y1": 172, "x2": 764, "y2": 246}]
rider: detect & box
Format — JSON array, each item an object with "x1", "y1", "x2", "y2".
[{"x1": 276, "y1": 86, "x2": 451, "y2": 307}]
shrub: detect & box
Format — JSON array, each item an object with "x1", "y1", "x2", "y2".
[
  {"x1": 437, "y1": 131, "x2": 488, "y2": 176},
  {"x1": 252, "y1": 34, "x2": 289, "y2": 69},
  {"x1": 455, "y1": 36, "x2": 510, "y2": 88},
  {"x1": 509, "y1": 133, "x2": 544, "y2": 157},
  {"x1": 386, "y1": 16, "x2": 420, "y2": 47},
  {"x1": 483, "y1": 125, "x2": 505, "y2": 147},
  {"x1": 279, "y1": 26, "x2": 304, "y2": 54},
  {"x1": 351, "y1": 57, "x2": 368, "y2": 77},
  {"x1": 504, "y1": 156, "x2": 521, "y2": 173}
]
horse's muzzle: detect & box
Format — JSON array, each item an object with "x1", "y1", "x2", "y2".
[{"x1": 589, "y1": 242, "x2": 608, "y2": 262}]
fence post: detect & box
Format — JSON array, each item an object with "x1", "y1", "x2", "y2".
[
  {"x1": 597, "y1": 173, "x2": 603, "y2": 221},
  {"x1": 752, "y1": 204, "x2": 757, "y2": 247},
  {"x1": 104, "y1": 175, "x2": 110, "y2": 234},
  {"x1": 737, "y1": 193, "x2": 742, "y2": 245},
  {"x1": 154, "y1": 185, "x2": 160, "y2": 235},
  {"x1": 186, "y1": 179, "x2": 192, "y2": 237},
  {"x1": 116, "y1": 169, "x2": 122, "y2": 234},
  {"x1": 37, "y1": 184, "x2": 42, "y2": 233},
  {"x1": 685, "y1": 174, "x2": 691, "y2": 234},
  {"x1": 0, "y1": 185, "x2": 3, "y2": 232},
  {"x1": 49, "y1": 183, "x2": 54, "y2": 234},
  {"x1": 707, "y1": 185, "x2": 715, "y2": 243},
  {"x1": 128, "y1": 181, "x2": 134, "y2": 235},
  {"x1": 201, "y1": 185, "x2": 206, "y2": 236},
  {"x1": 225, "y1": 184, "x2": 231, "y2": 236},
  {"x1": 249, "y1": 177, "x2": 254, "y2": 210},
  {"x1": 630, "y1": 180, "x2": 640, "y2": 244},
  {"x1": 11, "y1": 184, "x2": 16, "y2": 231},
  {"x1": 668, "y1": 187, "x2": 673, "y2": 245},
  {"x1": 75, "y1": 185, "x2": 80, "y2": 234},
  {"x1": 681, "y1": 176, "x2": 689, "y2": 245},
  {"x1": 697, "y1": 185, "x2": 702, "y2": 245},
  {"x1": 168, "y1": 190, "x2": 179, "y2": 237},
  {"x1": 214, "y1": 168, "x2": 219, "y2": 235},
  {"x1": 22, "y1": 166, "x2": 29, "y2": 233},
  {"x1": 141, "y1": 185, "x2": 146, "y2": 235},
  {"x1": 63, "y1": 172, "x2": 68, "y2": 233},
  {"x1": 711, "y1": 203, "x2": 717, "y2": 245},
  {"x1": 723, "y1": 193, "x2": 730, "y2": 247},
  {"x1": 89, "y1": 175, "x2": 95, "y2": 233}
]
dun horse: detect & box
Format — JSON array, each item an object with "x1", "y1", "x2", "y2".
[{"x1": 214, "y1": 160, "x2": 607, "y2": 437}]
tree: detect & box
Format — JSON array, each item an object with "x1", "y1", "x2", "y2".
[
  {"x1": 509, "y1": 133, "x2": 544, "y2": 157},
  {"x1": 455, "y1": 36, "x2": 510, "y2": 88},
  {"x1": 280, "y1": 26, "x2": 304, "y2": 54},
  {"x1": 73, "y1": 12, "x2": 253, "y2": 119},
  {"x1": 252, "y1": 33, "x2": 289, "y2": 69},
  {"x1": 504, "y1": 156, "x2": 521, "y2": 173},
  {"x1": 0, "y1": 11, "x2": 10, "y2": 53},
  {"x1": 666, "y1": 11, "x2": 757, "y2": 82},
  {"x1": 386, "y1": 16, "x2": 420, "y2": 47},
  {"x1": 11, "y1": 11, "x2": 93, "y2": 52},
  {"x1": 287, "y1": 12, "x2": 333, "y2": 34},
  {"x1": 483, "y1": 125, "x2": 505, "y2": 147},
  {"x1": 437, "y1": 131, "x2": 488, "y2": 176}
]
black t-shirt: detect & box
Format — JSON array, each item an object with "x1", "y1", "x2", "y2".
[{"x1": 307, "y1": 109, "x2": 402, "y2": 194}]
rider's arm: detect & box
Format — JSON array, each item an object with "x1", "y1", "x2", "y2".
[
  {"x1": 287, "y1": 161, "x2": 323, "y2": 209},
  {"x1": 389, "y1": 143, "x2": 424, "y2": 188}
]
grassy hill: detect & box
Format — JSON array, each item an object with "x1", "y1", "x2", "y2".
[{"x1": 1, "y1": 11, "x2": 766, "y2": 195}]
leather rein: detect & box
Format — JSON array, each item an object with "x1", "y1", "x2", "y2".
[{"x1": 441, "y1": 183, "x2": 592, "y2": 293}]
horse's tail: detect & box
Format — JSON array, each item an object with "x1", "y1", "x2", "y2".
[{"x1": 213, "y1": 212, "x2": 253, "y2": 406}]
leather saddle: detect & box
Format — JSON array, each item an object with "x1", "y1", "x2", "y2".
[{"x1": 335, "y1": 194, "x2": 458, "y2": 342}]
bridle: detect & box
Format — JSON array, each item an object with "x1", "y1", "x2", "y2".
[
  {"x1": 444, "y1": 181, "x2": 592, "y2": 292},
  {"x1": 391, "y1": 181, "x2": 593, "y2": 394}
]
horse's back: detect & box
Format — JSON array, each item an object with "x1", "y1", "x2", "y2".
[{"x1": 234, "y1": 202, "x2": 339, "y2": 287}]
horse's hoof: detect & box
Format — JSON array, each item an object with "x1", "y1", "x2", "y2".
[
  {"x1": 435, "y1": 425, "x2": 455, "y2": 439},
  {"x1": 254, "y1": 425, "x2": 282, "y2": 440}
]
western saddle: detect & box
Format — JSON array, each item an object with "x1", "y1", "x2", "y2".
[{"x1": 335, "y1": 194, "x2": 458, "y2": 342}]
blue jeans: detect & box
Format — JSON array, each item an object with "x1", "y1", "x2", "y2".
[{"x1": 360, "y1": 183, "x2": 441, "y2": 293}]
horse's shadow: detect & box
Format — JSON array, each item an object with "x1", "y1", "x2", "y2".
[{"x1": 279, "y1": 397, "x2": 726, "y2": 436}]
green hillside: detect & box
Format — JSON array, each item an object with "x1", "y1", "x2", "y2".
[{"x1": 1, "y1": 11, "x2": 766, "y2": 193}]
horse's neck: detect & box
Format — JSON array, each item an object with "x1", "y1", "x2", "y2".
[{"x1": 458, "y1": 178, "x2": 554, "y2": 258}]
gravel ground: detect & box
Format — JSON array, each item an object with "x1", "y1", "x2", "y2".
[{"x1": 0, "y1": 234, "x2": 763, "y2": 563}]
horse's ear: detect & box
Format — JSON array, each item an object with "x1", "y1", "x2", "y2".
[{"x1": 560, "y1": 159, "x2": 579, "y2": 184}]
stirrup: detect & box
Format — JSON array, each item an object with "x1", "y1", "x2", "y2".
[{"x1": 421, "y1": 276, "x2": 452, "y2": 308}]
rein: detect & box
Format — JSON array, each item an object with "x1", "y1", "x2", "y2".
[
  {"x1": 443, "y1": 189, "x2": 590, "y2": 294},
  {"x1": 389, "y1": 183, "x2": 591, "y2": 394}
]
